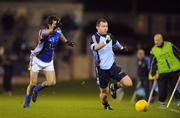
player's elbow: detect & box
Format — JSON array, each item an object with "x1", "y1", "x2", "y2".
[{"x1": 47, "y1": 80, "x2": 56, "y2": 86}]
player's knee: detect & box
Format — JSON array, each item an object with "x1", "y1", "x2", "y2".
[
  {"x1": 47, "y1": 80, "x2": 56, "y2": 86},
  {"x1": 121, "y1": 76, "x2": 133, "y2": 87},
  {"x1": 30, "y1": 79, "x2": 37, "y2": 86},
  {"x1": 100, "y1": 92, "x2": 107, "y2": 99},
  {"x1": 100, "y1": 89, "x2": 108, "y2": 96}
]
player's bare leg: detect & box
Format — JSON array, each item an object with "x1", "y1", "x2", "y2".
[
  {"x1": 110, "y1": 75, "x2": 133, "y2": 99},
  {"x1": 23, "y1": 71, "x2": 38, "y2": 108},
  {"x1": 42, "y1": 70, "x2": 56, "y2": 87},
  {"x1": 32, "y1": 70, "x2": 56, "y2": 102},
  {"x1": 118, "y1": 75, "x2": 133, "y2": 87},
  {"x1": 100, "y1": 88, "x2": 113, "y2": 110}
]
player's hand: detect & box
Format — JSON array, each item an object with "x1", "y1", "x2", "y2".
[
  {"x1": 106, "y1": 36, "x2": 112, "y2": 44},
  {"x1": 66, "y1": 41, "x2": 75, "y2": 47}
]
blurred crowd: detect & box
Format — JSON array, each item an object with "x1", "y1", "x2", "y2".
[{"x1": 0, "y1": 9, "x2": 29, "y2": 95}]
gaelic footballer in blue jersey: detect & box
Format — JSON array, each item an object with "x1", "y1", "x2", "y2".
[
  {"x1": 23, "y1": 16, "x2": 74, "y2": 108},
  {"x1": 90, "y1": 18, "x2": 133, "y2": 110}
]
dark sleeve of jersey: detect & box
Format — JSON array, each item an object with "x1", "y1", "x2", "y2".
[
  {"x1": 90, "y1": 37, "x2": 95, "y2": 50},
  {"x1": 172, "y1": 44, "x2": 180, "y2": 60},
  {"x1": 90, "y1": 34, "x2": 100, "y2": 50},
  {"x1": 95, "y1": 33, "x2": 100, "y2": 43},
  {"x1": 150, "y1": 51, "x2": 157, "y2": 76}
]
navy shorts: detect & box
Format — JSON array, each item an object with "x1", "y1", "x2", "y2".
[{"x1": 95, "y1": 63, "x2": 127, "y2": 88}]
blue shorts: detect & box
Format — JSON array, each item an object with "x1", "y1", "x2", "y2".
[{"x1": 96, "y1": 63, "x2": 127, "y2": 88}]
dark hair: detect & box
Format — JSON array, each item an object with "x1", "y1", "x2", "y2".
[
  {"x1": 47, "y1": 15, "x2": 59, "y2": 25},
  {"x1": 96, "y1": 18, "x2": 108, "y2": 26},
  {"x1": 41, "y1": 15, "x2": 60, "y2": 29}
]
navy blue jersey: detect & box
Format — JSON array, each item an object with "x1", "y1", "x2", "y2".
[{"x1": 31, "y1": 28, "x2": 62, "y2": 62}]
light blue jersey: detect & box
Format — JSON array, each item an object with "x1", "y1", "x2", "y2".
[
  {"x1": 90, "y1": 32, "x2": 123, "y2": 70},
  {"x1": 31, "y1": 28, "x2": 62, "y2": 63}
]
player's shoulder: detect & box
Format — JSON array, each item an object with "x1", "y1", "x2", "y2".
[
  {"x1": 38, "y1": 28, "x2": 48, "y2": 40},
  {"x1": 39, "y1": 28, "x2": 48, "y2": 34},
  {"x1": 92, "y1": 32, "x2": 100, "y2": 38},
  {"x1": 91, "y1": 33, "x2": 101, "y2": 43}
]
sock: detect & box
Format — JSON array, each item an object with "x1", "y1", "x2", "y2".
[
  {"x1": 102, "y1": 101, "x2": 110, "y2": 107},
  {"x1": 24, "y1": 95, "x2": 31, "y2": 105},
  {"x1": 34, "y1": 83, "x2": 42, "y2": 93}
]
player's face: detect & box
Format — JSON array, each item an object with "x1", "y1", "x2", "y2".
[
  {"x1": 48, "y1": 20, "x2": 57, "y2": 29},
  {"x1": 51, "y1": 20, "x2": 57, "y2": 28},
  {"x1": 96, "y1": 22, "x2": 108, "y2": 35},
  {"x1": 154, "y1": 34, "x2": 163, "y2": 47}
]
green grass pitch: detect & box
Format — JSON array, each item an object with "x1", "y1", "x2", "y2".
[{"x1": 0, "y1": 80, "x2": 179, "y2": 118}]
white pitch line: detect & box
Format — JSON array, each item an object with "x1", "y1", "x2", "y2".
[
  {"x1": 167, "y1": 108, "x2": 180, "y2": 114},
  {"x1": 157, "y1": 107, "x2": 180, "y2": 114}
]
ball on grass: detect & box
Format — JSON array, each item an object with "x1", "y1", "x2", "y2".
[{"x1": 135, "y1": 100, "x2": 149, "y2": 112}]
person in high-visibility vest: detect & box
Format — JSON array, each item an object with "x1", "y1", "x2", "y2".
[{"x1": 150, "y1": 34, "x2": 180, "y2": 107}]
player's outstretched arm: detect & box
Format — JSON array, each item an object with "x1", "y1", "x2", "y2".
[
  {"x1": 60, "y1": 33, "x2": 75, "y2": 47},
  {"x1": 111, "y1": 34, "x2": 128, "y2": 52},
  {"x1": 115, "y1": 41, "x2": 128, "y2": 51}
]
